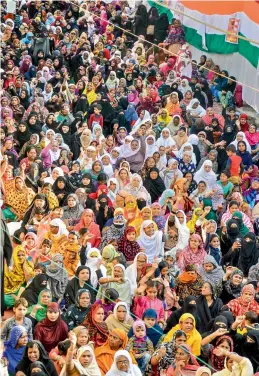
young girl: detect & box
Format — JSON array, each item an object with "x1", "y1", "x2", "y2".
[
  {"x1": 35, "y1": 239, "x2": 52, "y2": 266},
  {"x1": 134, "y1": 280, "x2": 165, "y2": 322},
  {"x1": 126, "y1": 320, "x2": 154, "y2": 373},
  {"x1": 117, "y1": 226, "x2": 141, "y2": 264}
]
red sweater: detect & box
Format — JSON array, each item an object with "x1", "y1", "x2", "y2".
[{"x1": 89, "y1": 113, "x2": 103, "y2": 129}]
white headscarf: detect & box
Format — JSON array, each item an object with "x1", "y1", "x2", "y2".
[
  {"x1": 106, "y1": 350, "x2": 142, "y2": 376},
  {"x1": 100, "y1": 154, "x2": 114, "y2": 178},
  {"x1": 49, "y1": 218, "x2": 68, "y2": 237},
  {"x1": 177, "y1": 142, "x2": 197, "y2": 165},
  {"x1": 85, "y1": 248, "x2": 107, "y2": 288},
  {"x1": 44, "y1": 167, "x2": 64, "y2": 185},
  {"x1": 125, "y1": 252, "x2": 147, "y2": 294},
  {"x1": 179, "y1": 78, "x2": 191, "y2": 94},
  {"x1": 119, "y1": 139, "x2": 140, "y2": 158},
  {"x1": 106, "y1": 71, "x2": 119, "y2": 90},
  {"x1": 107, "y1": 178, "x2": 119, "y2": 202},
  {"x1": 113, "y1": 302, "x2": 131, "y2": 322},
  {"x1": 73, "y1": 345, "x2": 101, "y2": 376},
  {"x1": 164, "y1": 212, "x2": 190, "y2": 257},
  {"x1": 230, "y1": 131, "x2": 252, "y2": 153},
  {"x1": 187, "y1": 98, "x2": 206, "y2": 117},
  {"x1": 156, "y1": 127, "x2": 177, "y2": 148},
  {"x1": 194, "y1": 160, "x2": 217, "y2": 189},
  {"x1": 160, "y1": 158, "x2": 183, "y2": 189},
  {"x1": 131, "y1": 110, "x2": 151, "y2": 134},
  {"x1": 137, "y1": 220, "x2": 164, "y2": 262},
  {"x1": 145, "y1": 135, "x2": 158, "y2": 159}
]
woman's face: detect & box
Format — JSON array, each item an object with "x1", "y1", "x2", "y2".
[
  {"x1": 201, "y1": 282, "x2": 212, "y2": 296},
  {"x1": 242, "y1": 290, "x2": 254, "y2": 303},
  {"x1": 152, "y1": 205, "x2": 160, "y2": 216},
  {"x1": 218, "y1": 340, "x2": 231, "y2": 352},
  {"x1": 210, "y1": 236, "x2": 220, "y2": 248},
  {"x1": 77, "y1": 329, "x2": 89, "y2": 346},
  {"x1": 80, "y1": 350, "x2": 93, "y2": 367},
  {"x1": 116, "y1": 305, "x2": 127, "y2": 321},
  {"x1": 47, "y1": 309, "x2": 59, "y2": 322},
  {"x1": 18, "y1": 331, "x2": 28, "y2": 347},
  {"x1": 79, "y1": 292, "x2": 91, "y2": 308},
  {"x1": 26, "y1": 235, "x2": 35, "y2": 248},
  {"x1": 78, "y1": 269, "x2": 90, "y2": 281},
  {"x1": 176, "y1": 211, "x2": 185, "y2": 224},
  {"x1": 57, "y1": 180, "x2": 65, "y2": 189},
  {"x1": 207, "y1": 108, "x2": 214, "y2": 116},
  {"x1": 238, "y1": 142, "x2": 246, "y2": 152},
  {"x1": 175, "y1": 347, "x2": 190, "y2": 363},
  {"x1": 150, "y1": 171, "x2": 158, "y2": 180},
  {"x1": 142, "y1": 208, "x2": 151, "y2": 220},
  {"x1": 204, "y1": 164, "x2": 212, "y2": 172},
  {"x1": 41, "y1": 291, "x2": 51, "y2": 305},
  {"x1": 114, "y1": 266, "x2": 124, "y2": 279},
  {"x1": 15, "y1": 177, "x2": 24, "y2": 190},
  {"x1": 189, "y1": 236, "x2": 200, "y2": 250},
  {"x1": 93, "y1": 162, "x2": 101, "y2": 172},
  {"x1": 137, "y1": 254, "x2": 147, "y2": 269},
  {"x1": 175, "y1": 335, "x2": 187, "y2": 346},
  {"x1": 229, "y1": 204, "x2": 239, "y2": 214},
  {"x1": 17, "y1": 251, "x2": 26, "y2": 263},
  {"x1": 116, "y1": 355, "x2": 129, "y2": 372},
  {"x1": 147, "y1": 158, "x2": 156, "y2": 168},
  {"x1": 29, "y1": 116, "x2": 37, "y2": 125},
  {"x1": 232, "y1": 273, "x2": 243, "y2": 286},
  {"x1": 180, "y1": 318, "x2": 194, "y2": 333},
  {"x1": 94, "y1": 307, "x2": 104, "y2": 323},
  {"x1": 119, "y1": 169, "x2": 128, "y2": 180},
  {"x1": 28, "y1": 345, "x2": 40, "y2": 362},
  {"x1": 162, "y1": 130, "x2": 169, "y2": 138},
  {"x1": 144, "y1": 223, "x2": 155, "y2": 236},
  {"x1": 220, "y1": 173, "x2": 228, "y2": 183},
  {"x1": 198, "y1": 182, "x2": 206, "y2": 192},
  {"x1": 68, "y1": 196, "x2": 76, "y2": 208}
]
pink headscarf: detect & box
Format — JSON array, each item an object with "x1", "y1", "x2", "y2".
[{"x1": 177, "y1": 234, "x2": 206, "y2": 271}]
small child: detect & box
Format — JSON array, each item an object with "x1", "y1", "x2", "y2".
[
  {"x1": 126, "y1": 320, "x2": 154, "y2": 373},
  {"x1": 25, "y1": 208, "x2": 45, "y2": 233},
  {"x1": 133, "y1": 280, "x2": 165, "y2": 322},
  {"x1": 95, "y1": 288, "x2": 119, "y2": 319},
  {"x1": 89, "y1": 104, "x2": 103, "y2": 129},
  {"x1": 69, "y1": 161, "x2": 83, "y2": 188},
  {"x1": 1, "y1": 298, "x2": 33, "y2": 341},
  {"x1": 237, "y1": 311, "x2": 258, "y2": 335},
  {"x1": 165, "y1": 254, "x2": 180, "y2": 279},
  {"x1": 35, "y1": 239, "x2": 52, "y2": 266},
  {"x1": 50, "y1": 339, "x2": 71, "y2": 374},
  {"x1": 117, "y1": 227, "x2": 141, "y2": 265},
  {"x1": 226, "y1": 144, "x2": 243, "y2": 185}
]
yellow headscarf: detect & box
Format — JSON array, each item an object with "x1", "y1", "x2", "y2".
[
  {"x1": 131, "y1": 206, "x2": 157, "y2": 237},
  {"x1": 157, "y1": 109, "x2": 172, "y2": 125},
  {"x1": 4, "y1": 246, "x2": 34, "y2": 294},
  {"x1": 187, "y1": 208, "x2": 203, "y2": 233},
  {"x1": 163, "y1": 313, "x2": 202, "y2": 356}
]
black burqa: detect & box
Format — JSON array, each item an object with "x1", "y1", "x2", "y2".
[
  {"x1": 134, "y1": 5, "x2": 148, "y2": 36},
  {"x1": 21, "y1": 274, "x2": 48, "y2": 306},
  {"x1": 64, "y1": 266, "x2": 95, "y2": 306},
  {"x1": 0, "y1": 213, "x2": 13, "y2": 315},
  {"x1": 196, "y1": 287, "x2": 223, "y2": 334},
  {"x1": 154, "y1": 13, "x2": 169, "y2": 43},
  {"x1": 143, "y1": 167, "x2": 166, "y2": 203},
  {"x1": 238, "y1": 232, "x2": 259, "y2": 276}
]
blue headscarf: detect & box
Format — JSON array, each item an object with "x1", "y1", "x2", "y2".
[
  {"x1": 125, "y1": 104, "x2": 138, "y2": 123},
  {"x1": 3, "y1": 326, "x2": 27, "y2": 375},
  {"x1": 158, "y1": 189, "x2": 175, "y2": 211}
]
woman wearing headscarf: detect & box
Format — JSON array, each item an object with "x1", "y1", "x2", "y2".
[
  {"x1": 14, "y1": 122, "x2": 32, "y2": 150},
  {"x1": 177, "y1": 234, "x2": 206, "y2": 271},
  {"x1": 75, "y1": 209, "x2": 101, "y2": 248},
  {"x1": 106, "y1": 349, "x2": 141, "y2": 376},
  {"x1": 52, "y1": 176, "x2": 75, "y2": 206},
  {"x1": 100, "y1": 214, "x2": 126, "y2": 250},
  {"x1": 34, "y1": 302, "x2": 68, "y2": 353},
  {"x1": 125, "y1": 253, "x2": 148, "y2": 295},
  {"x1": 46, "y1": 254, "x2": 68, "y2": 301},
  {"x1": 82, "y1": 302, "x2": 109, "y2": 347},
  {"x1": 63, "y1": 289, "x2": 92, "y2": 331},
  {"x1": 137, "y1": 220, "x2": 164, "y2": 262},
  {"x1": 97, "y1": 264, "x2": 132, "y2": 306},
  {"x1": 43, "y1": 218, "x2": 68, "y2": 255},
  {"x1": 227, "y1": 284, "x2": 259, "y2": 317},
  {"x1": 105, "y1": 302, "x2": 134, "y2": 333},
  {"x1": 194, "y1": 160, "x2": 217, "y2": 189},
  {"x1": 124, "y1": 174, "x2": 151, "y2": 205},
  {"x1": 63, "y1": 242, "x2": 81, "y2": 278},
  {"x1": 20, "y1": 274, "x2": 48, "y2": 306},
  {"x1": 3, "y1": 325, "x2": 28, "y2": 376},
  {"x1": 26, "y1": 289, "x2": 52, "y2": 326},
  {"x1": 237, "y1": 232, "x2": 259, "y2": 277},
  {"x1": 175, "y1": 264, "x2": 204, "y2": 303},
  {"x1": 163, "y1": 313, "x2": 202, "y2": 356},
  {"x1": 15, "y1": 340, "x2": 58, "y2": 376},
  {"x1": 62, "y1": 193, "x2": 84, "y2": 229},
  {"x1": 143, "y1": 167, "x2": 166, "y2": 203},
  {"x1": 64, "y1": 265, "x2": 95, "y2": 306},
  {"x1": 4, "y1": 246, "x2": 34, "y2": 308}
]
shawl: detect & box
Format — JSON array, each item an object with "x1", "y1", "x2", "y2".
[
  {"x1": 230, "y1": 131, "x2": 252, "y2": 153},
  {"x1": 177, "y1": 235, "x2": 206, "y2": 271},
  {"x1": 154, "y1": 330, "x2": 184, "y2": 372},
  {"x1": 100, "y1": 215, "x2": 126, "y2": 250},
  {"x1": 124, "y1": 174, "x2": 150, "y2": 203},
  {"x1": 125, "y1": 252, "x2": 147, "y2": 294},
  {"x1": 224, "y1": 269, "x2": 244, "y2": 299},
  {"x1": 34, "y1": 304, "x2": 68, "y2": 353},
  {"x1": 196, "y1": 294, "x2": 223, "y2": 333},
  {"x1": 64, "y1": 266, "x2": 95, "y2": 305},
  {"x1": 187, "y1": 98, "x2": 206, "y2": 117},
  {"x1": 194, "y1": 160, "x2": 217, "y2": 189},
  {"x1": 45, "y1": 254, "x2": 68, "y2": 299},
  {"x1": 211, "y1": 184, "x2": 224, "y2": 211},
  {"x1": 137, "y1": 220, "x2": 164, "y2": 262},
  {"x1": 164, "y1": 212, "x2": 190, "y2": 255},
  {"x1": 238, "y1": 232, "x2": 259, "y2": 276},
  {"x1": 63, "y1": 290, "x2": 91, "y2": 331},
  {"x1": 163, "y1": 313, "x2": 202, "y2": 356},
  {"x1": 62, "y1": 194, "x2": 84, "y2": 221},
  {"x1": 15, "y1": 123, "x2": 32, "y2": 147},
  {"x1": 211, "y1": 335, "x2": 234, "y2": 372},
  {"x1": 106, "y1": 350, "x2": 141, "y2": 376},
  {"x1": 4, "y1": 177, "x2": 35, "y2": 217},
  {"x1": 221, "y1": 207, "x2": 252, "y2": 229},
  {"x1": 143, "y1": 168, "x2": 166, "y2": 203},
  {"x1": 20, "y1": 274, "x2": 48, "y2": 306},
  {"x1": 4, "y1": 246, "x2": 34, "y2": 294},
  {"x1": 105, "y1": 302, "x2": 133, "y2": 333},
  {"x1": 63, "y1": 243, "x2": 81, "y2": 277},
  {"x1": 202, "y1": 110, "x2": 225, "y2": 129},
  {"x1": 151, "y1": 203, "x2": 167, "y2": 230},
  {"x1": 161, "y1": 159, "x2": 183, "y2": 189},
  {"x1": 145, "y1": 135, "x2": 158, "y2": 159},
  {"x1": 157, "y1": 110, "x2": 172, "y2": 126},
  {"x1": 94, "y1": 329, "x2": 129, "y2": 375},
  {"x1": 117, "y1": 226, "x2": 141, "y2": 262},
  {"x1": 26, "y1": 289, "x2": 52, "y2": 322},
  {"x1": 245, "y1": 129, "x2": 259, "y2": 146},
  {"x1": 82, "y1": 303, "x2": 109, "y2": 346},
  {"x1": 73, "y1": 345, "x2": 101, "y2": 376},
  {"x1": 3, "y1": 326, "x2": 27, "y2": 375},
  {"x1": 227, "y1": 285, "x2": 259, "y2": 317},
  {"x1": 85, "y1": 248, "x2": 107, "y2": 289},
  {"x1": 156, "y1": 127, "x2": 176, "y2": 148}
]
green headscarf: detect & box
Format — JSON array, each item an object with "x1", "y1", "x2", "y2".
[
  {"x1": 202, "y1": 198, "x2": 217, "y2": 221},
  {"x1": 232, "y1": 211, "x2": 249, "y2": 236},
  {"x1": 26, "y1": 289, "x2": 52, "y2": 322}
]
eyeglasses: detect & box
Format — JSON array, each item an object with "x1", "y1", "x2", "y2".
[{"x1": 117, "y1": 360, "x2": 129, "y2": 365}]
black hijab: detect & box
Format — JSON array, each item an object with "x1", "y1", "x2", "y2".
[
  {"x1": 164, "y1": 296, "x2": 199, "y2": 333},
  {"x1": 242, "y1": 329, "x2": 259, "y2": 372},
  {"x1": 52, "y1": 176, "x2": 75, "y2": 196},
  {"x1": 21, "y1": 274, "x2": 48, "y2": 306},
  {"x1": 222, "y1": 125, "x2": 236, "y2": 145},
  {"x1": 80, "y1": 173, "x2": 96, "y2": 192},
  {"x1": 15, "y1": 123, "x2": 31, "y2": 148},
  {"x1": 64, "y1": 266, "x2": 95, "y2": 305},
  {"x1": 26, "y1": 112, "x2": 42, "y2": 136},
  {"x1": 226, "y1": 219, "x2": 241, "y2": 244},
  {"x1": 143, "y1": 167, "x2": 166, "y2": 203},
  {"x1": 29, "y1": 361, "x2": 50, "y2": 376},
  {"x1": 238, "y1": 232, "x2": 259, "y2": 276}
]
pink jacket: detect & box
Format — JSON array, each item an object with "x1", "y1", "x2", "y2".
[{"x1": 133, "y1": 295, "x2": 164, "y2": 321}]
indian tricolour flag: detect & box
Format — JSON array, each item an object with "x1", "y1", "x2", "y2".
[{"x1": 146, "y1": 0, "x2": 259, "y2": 112}]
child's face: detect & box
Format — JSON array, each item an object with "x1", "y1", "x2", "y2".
[
  {"x1": 14, "y1": 304, "x2": 27, "y2": 319},
  {"x1": 212, "y1": 121, "x2": 217, "y2": 127},
  {"x1": 82, "y1": 178, "x2": 90, "y2": 185},
  {"x1": 143, "y1": 317, "x2": 156, "y2": 328},
  {"x1": 161, "y1": 266, "x2": 169, "y2": 277},
  {"x1": 94, "y1": 107, "x2": 101, "y2": 114},
  {"x1": 126, "y1": 231, "x2": 136, "y2": 241},
  {"x1": 135, "y1": 325, "x2": 145, "y2": 338},
  {"x1": 72, "y1": 164, "x2": 80, "y2": 172},
  {"x1": 34, "y1": 268, "x2": 43, "y2": 275},
  {"x1": 42, "y1": 244, "x2": 51, "y2": 255},
  {"x1": 146, "y1": 287, "x2": 157, "y2": 300},
  {"x1": 166, "y1": 256, "x2": 174, "y2": 266}
]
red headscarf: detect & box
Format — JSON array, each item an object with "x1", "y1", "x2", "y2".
[
  {"x1": 117, "y1": 226, "x2": 141, "y2": 262},
  {"x1": 82, "y1": 303, "x2": 109, "y2": 346},
  {"x1": 239, "y1": 113, "x2": 250, "y2": 132}
]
